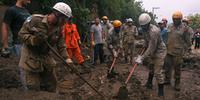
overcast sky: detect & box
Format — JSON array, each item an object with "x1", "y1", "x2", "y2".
[{"x1": 136, "y1": 0, "x2": 200, "y2": 23}]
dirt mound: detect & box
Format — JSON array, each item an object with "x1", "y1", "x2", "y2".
[{"x1": 0, "y1": 55, "x2": 149, "y2": 100}]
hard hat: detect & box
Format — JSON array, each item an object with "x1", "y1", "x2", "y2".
[
  {"x1": 158, "y1": 21, "x2": 165, "y2": 24},
  {"x1": 139, "y1": 13, "x2": 151, "y2": 25},
  {"x1": 53, "y1": 2, "x2": 72, "y2": 17},
  {"x1": 127, "y1": 18, "x2": 133, "y2": 22},
  {"x1": 172, "y1": 11, "x2": 183, "y2": 19},
  {"x1": 113, "y1": 20, "x2": 122, "y2": 27},
  {"x1": 102, "y1": 16, "x2": 108, "y2": 20}
]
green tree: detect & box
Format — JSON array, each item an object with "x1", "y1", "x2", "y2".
[{"x1": 187, "y1": 14, "x2": 200, "y2": 30}]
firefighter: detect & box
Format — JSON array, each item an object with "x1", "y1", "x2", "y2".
[
  {"x1": 18, "y1": 2, "x2": 73, "y2": 92},
  {"x1": 136, "y1": 13, "x2": 167, "y2": 96},
  {"x1": 164, "y1": 11, "x2": 192, "y2": 91},
  {"x1": 107, "y1": 20, "x2": 123, "y2": 61},
  {"x1": 121, "y1": 18, "x2": 138, "y2": 64},
  {"x1": 63, "y1": 17, "x2": 90, "y2": 73}
]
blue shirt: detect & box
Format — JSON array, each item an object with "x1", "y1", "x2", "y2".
[{"x1": 160, "y1": 28, "x2": 168, "y2": 44}]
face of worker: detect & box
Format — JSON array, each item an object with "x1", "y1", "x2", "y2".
[
  {"x1": 20, "y1": 0, "x2": 31, "y2": 7},
  {"x1": 114, "y1": 27, "x2": 121, "y2": 33},
  {"x1": 173, "y1": 18, "x2": 182, "y2": 26},
  {"x1": 53, "y1": 11, "x2": 67, "y2": 26},
  {"x1": 141, "y1": 23, "x2": 150, "y2": 32},
  {"x1": 158, "y1": 23, "x2": 165, "y2": 29},
  {"x1": 103, "y1": 19, "x2": 107, "y2": 24},
  {"x1": 128, "y1": 22, "x2": 133, "y2": 26},
  {"x1": 95, "y1": 18, "x2": 100, "y2": 25}
]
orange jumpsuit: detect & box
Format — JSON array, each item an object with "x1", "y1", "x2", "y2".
[{"x1": 63, "y1": 23, "x2": 84, "y2": 64}]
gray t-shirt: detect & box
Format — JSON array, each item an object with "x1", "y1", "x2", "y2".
[{"x1": 90, "y1": 24, "x2": 103, "y2": 44}]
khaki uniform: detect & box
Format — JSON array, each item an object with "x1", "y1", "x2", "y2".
[
  {"x1": 106, "y1": 28, "x2": 122, "y2": 57},
  {"x1": 142, "y1": 24, "x2": 167, "y2": 84},
  {"x1": 121, "y1": 25, "x2": 138, "y2": 63},
  {"x1": 164, "y1": 23, "x2": 192, "y2": 83},
  {"x1": 19, "y1": 14, "x2": 69, "y2": 92}
]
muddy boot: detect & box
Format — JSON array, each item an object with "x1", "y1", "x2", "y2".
[
  {"x1": 158, "y1": 84, "x2": 164, "y2": 96},
  {"x1": 145, "y1": 73, "x2": 154, "y2": 89},
  {"x1": 174, "y1": 79, "x2": 180, "y2": 91}
]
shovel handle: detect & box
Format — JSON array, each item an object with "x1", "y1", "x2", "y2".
[
  {"x1": 125, "y1": 63, "x2": 138, "y2": 84},
  {"x1": 109, "y1": 57, "x2": 117, "y2": 73}
]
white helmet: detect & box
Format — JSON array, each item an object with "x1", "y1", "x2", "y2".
[
  {"x1": 127, "y1": 18, "x2": 133, "y2": 22},
  {"x1": 139, "y1": 13, "x2": 151, "y2": 25},
  {"x1": 53, "y1": 2, "x2": 72, "y2": 17}
]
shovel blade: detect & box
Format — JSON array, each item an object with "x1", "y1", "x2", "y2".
[{"x1": 117, "y1": 86, "x2": 129, "y2": 100}]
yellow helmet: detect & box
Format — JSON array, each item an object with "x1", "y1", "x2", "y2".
[
  {"x1": 113, "y1": 20, "x2": 122, "y2": 27},
  {"x1": 172, "y1": 11, "x2": 183, "y2": 19},
  {"x1": 102, "y1": 16, "x2": 108, "y2": 20}
]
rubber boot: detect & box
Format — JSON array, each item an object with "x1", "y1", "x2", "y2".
[
  {"x1": 175, "y1": 79, "x2": 180, "y2": 91},
  {"x1": 145, "y1": 72, "x2": 154, "y2": 89},
  {"x1": 158, "y1": 84, "x2": 164, "y2": 96}
]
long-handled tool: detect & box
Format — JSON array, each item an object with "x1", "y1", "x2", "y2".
[
  {"x1": 108, "y1": 49, "x2": 120, "y2": 73},
  {"x1": 44, "y1": 40, "x2": 105, "y2": 98},
  {"x1": 125, "y1": 48, "x2": 145, "y2": 84},
  {"x1": 117, "y1": 47, "x2": 145, "y2": 99}
]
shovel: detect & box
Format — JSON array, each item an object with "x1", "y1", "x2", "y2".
[{"x1": 117, "y1": 48, "x2": 145, "y2": 99}]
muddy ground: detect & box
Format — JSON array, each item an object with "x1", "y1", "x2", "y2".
[{"x1": 0, "y1": 48, "x2": 199, "y2": 100}]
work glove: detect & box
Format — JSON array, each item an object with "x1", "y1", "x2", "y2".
[
  {"x1": 135, "y1": 55, "x2": 143, "y2": 64},
  {"x1": 66, "y1": 58, "x2": 73, "y2": 64},
  {"x1": 78, "y1": 40, "x2": 82, "y2": 45},
  {"x1": 109, "y1": 44, "x2": 113, "y2": 49},
  {"x1": 113, "y1": 50, "x2": 118, "y2": 58},
  {"x1": 0, "y1": 48, "x2": 10, "y2": 58}
]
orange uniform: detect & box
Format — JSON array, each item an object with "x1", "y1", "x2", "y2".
[{"x1": 63, "y1": 23, "x2": 84, "y2": 64}]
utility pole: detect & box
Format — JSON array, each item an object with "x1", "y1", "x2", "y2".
[{"x1": 152, "y1": 7, "x2": 160, "y2": 19}]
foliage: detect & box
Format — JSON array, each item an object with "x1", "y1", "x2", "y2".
[
  {"x1": 0, "y1": 0, "x2": 154, "y2": 35},
  {"x1": 187, "y1": 14, "x2": 200, "y2": 30}
]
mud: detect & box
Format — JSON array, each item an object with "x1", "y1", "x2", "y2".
[{"x1": 0, "y1": 49, "x2": 200, "y2": 100}]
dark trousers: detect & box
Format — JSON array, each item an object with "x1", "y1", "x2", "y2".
[
  {"x1": 93, "y1": 44, "x2": 104, "y2": 63},
  {"x1": 195, "y1": 38, "x2": 200, "y2": 49}
]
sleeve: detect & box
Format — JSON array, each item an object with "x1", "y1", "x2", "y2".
[
  {"x1": 3, "y1": 7, "x2": 15, "y2": 25},
  {"x1": 74, "y1": 24, "x2": 80, "y2": 40},
  {"x1": 134, "y1": 27, "x2": 139, "y2": 36},
  {"x1": 57, "y1": 30, "x2": 69, "y2": 59},
  {"x1": 143, "y1": 33, "x2": 159, "y2": 58},
  {"x1": 183, "y1": 27, "x2": 192, "y2": 48},
  {"x1": 18, "y1": 16, "x2": 37, "y2": 46},
  {"x1": 90, "y1": 25, "x2": 94, "y2": 33},
  {"x1": 19, "y1": 16, "x2": 47, "y2": 46}
]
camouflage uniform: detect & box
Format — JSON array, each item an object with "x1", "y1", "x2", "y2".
[
  {"x1": 101, "y1": 22, "x2": 113, "y2": 61},
  {"x1": 121, "y1": 24, "x2": 138, "y2": 63},
  {"x1": 106, "y1": 27, "x2": 122, "y2": 59},
  {"x1": 19, "y1": 14, "x2": 69, "y2": 92},
  {"x1": 142, "y1": 24, "x2": 167, "y2": 84},
  {"x1": 164, "y1": 23, "x2": 192, "y2": 87}
]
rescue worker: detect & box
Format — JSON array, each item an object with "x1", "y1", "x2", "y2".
[
  {"x1": 194, "y1": 29, "x2": 200, "y2": 49},
  {"x1": 101, "y1": 16, "x2": 113, "y2": 63},
  {"x1": 162, "y1": 18, "x2": 168, "y2": 28},
  {"x1": 1, "y1": 0, "x2": 31, "y2": 57},
  {"x1": 135, "y1": 13, "x2": 167, "y2": 96},
  {"x1": 107, "y1": 20, "x2": 122, "y2": 67},
  {"x1": 18, "y1": 2, "x2": 73, "y2": 92},
  {"x1": 121, "y1": 18, "x2": 138, "y2": 64},
  {"x1": 63, "y1": 17, "x2": 90, "y2": 73},
  {"x1": 90, "y1": 17, "x2": 104, "y2": 65},
  {"x1": 164, "y1": 11, "x2": 192, "y2": 91},
  {"x1": 158, "y1": 21, "x2": 168, "y2": 44},
  {"x1": 182, "y1": 18, "x2": 194, "y2": 46}
]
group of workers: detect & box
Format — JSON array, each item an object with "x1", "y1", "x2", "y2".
[{"x1": 0, "y1": 0, "x2": 196, "y2": 99}]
